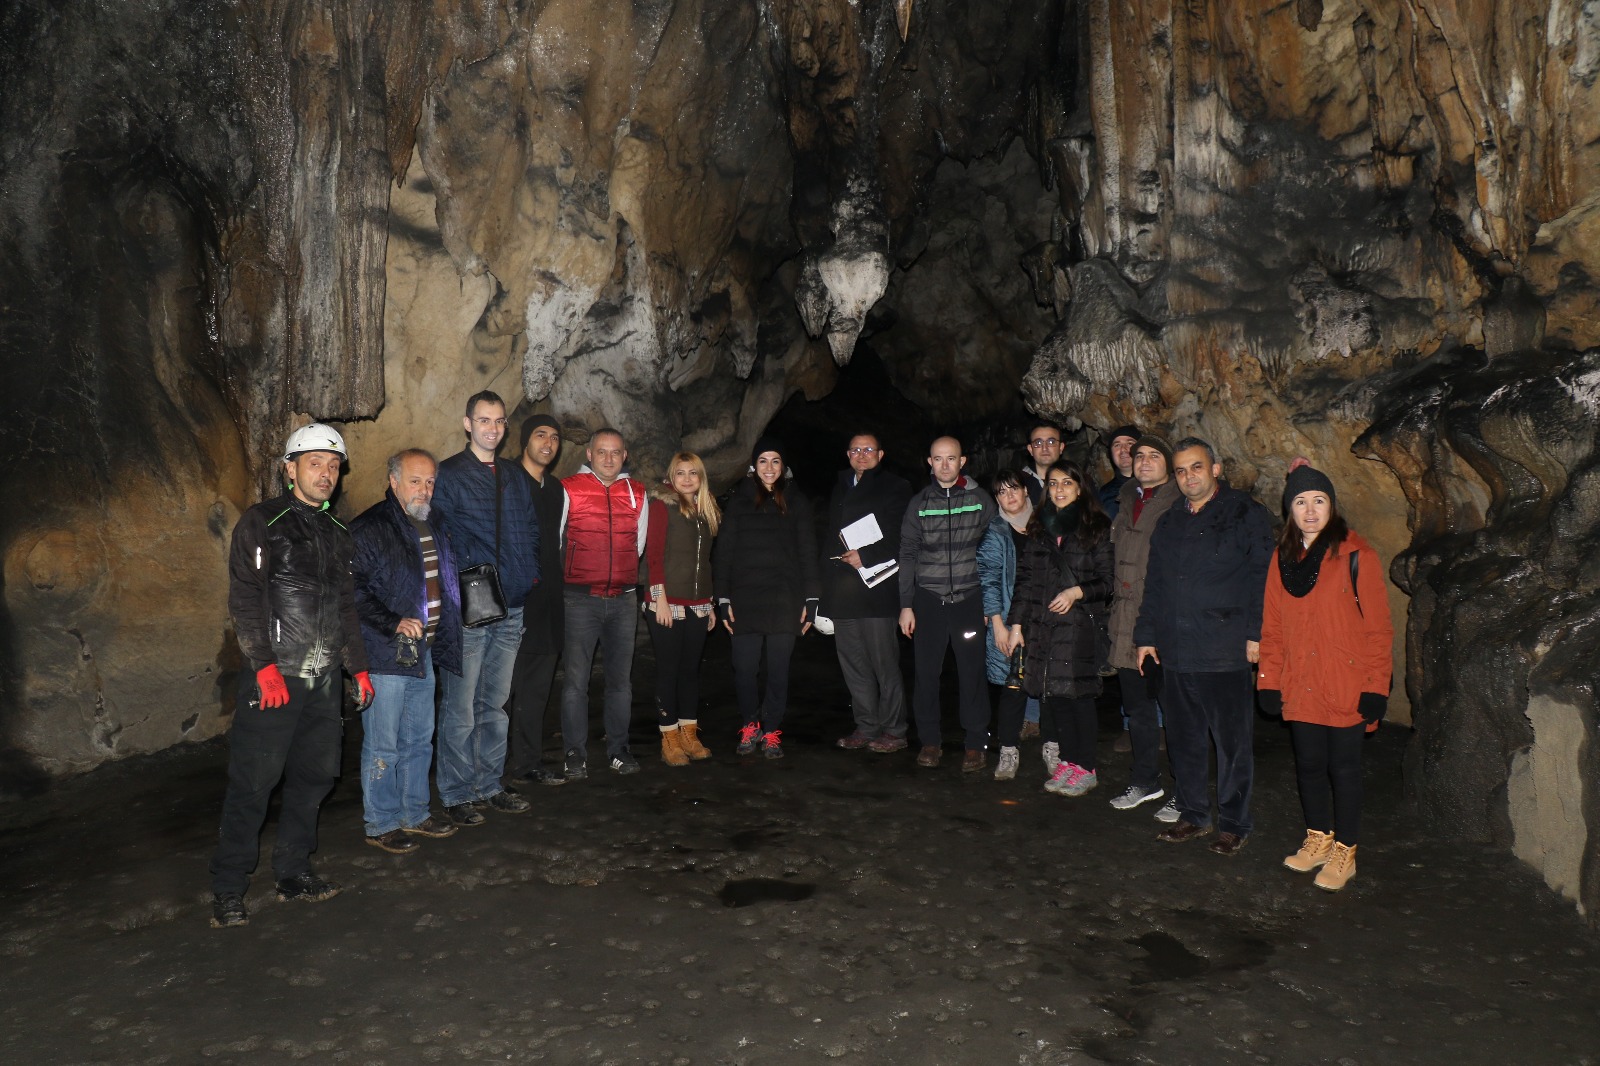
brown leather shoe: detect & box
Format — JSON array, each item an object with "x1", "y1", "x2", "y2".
[
  {"x1": 961, "y1": 749, "x2": 986, "y2": 773},
  {"x1": 1156, "y1": 820, "x2": 1213, "y2": 843},
  {"x1": 916, "y1": 745, "x2": 943, "y2": 768},
  {"x1": 1019, "y1": 721, "x2": 1040, "y2": 740},
  {"x1": 1208, "y1": 831, "x2": 1247, "y2": 856}
]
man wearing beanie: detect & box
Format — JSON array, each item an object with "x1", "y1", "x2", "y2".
[
  {"x1": 507, "y1": 414, "x2": 569, "y2": 785},
  {"x1": 1134, "y1": 436, "x2": 1273, "y2": 856},
  {"x1": 1105, "y1": 434, "x2": 1180, "y2": 815},
  {"x1": 1098, "y1": 425, "x2": 1141, "y2": 520},
  {"x1": 560, "y1": 427, "x2": 649, "y2": 777}
]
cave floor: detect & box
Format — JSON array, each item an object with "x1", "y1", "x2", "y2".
[{"x1": 2, "y1": 634, "x2": 1597, "y2": 1066}]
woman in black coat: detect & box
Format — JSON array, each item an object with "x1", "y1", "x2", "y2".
[
  {"x1": 1004, "y1": 460, "x2": 1114, "y2": 796},
  {"x1": 714, "y1": 437, "x2": 820, "y2": 759}
]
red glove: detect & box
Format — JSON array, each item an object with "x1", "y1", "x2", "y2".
[
  {"x1": 355, "y1": 671, "x2": 375, "y2": 710},
  {"x1": 255, "y1": 664, "x2": 290, "y2": 708}
]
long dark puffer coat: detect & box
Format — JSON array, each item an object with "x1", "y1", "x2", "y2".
[
  {"x1": 713, "y1": 478, "x2": 820, "y2": 635},
  {"x1": 1006, "y1": 516, "x2": 1114, "y2": 700}
]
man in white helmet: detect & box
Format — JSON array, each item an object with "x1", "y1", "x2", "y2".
[{"x1": 209, "y1": 422, "x2": 373, "y2": 929}]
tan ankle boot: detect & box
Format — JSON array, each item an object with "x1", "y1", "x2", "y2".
[
  {"x1": 1314, "y1": 842, "x2": 1357, "y2": 891},
  {"x1": 678, "y1": 719, "x2": 712, "y2": 760},
  {"x1": 659, "y1": 725, "x2": 690, "y2": 767},
  {"x1": 1283, "y1": 829, "x2": 1335, "y2": 873}
]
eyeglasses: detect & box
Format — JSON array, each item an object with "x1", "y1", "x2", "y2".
[
  {"x1": 847, "y1": 447, "x2": 878, "y2": 456},
  {"x1": 1029, "y1": 437, "x2": 1060, "y2": 448}
]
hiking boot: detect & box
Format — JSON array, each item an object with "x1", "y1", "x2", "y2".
[
  {"x1": 1063, "y1": 768, "x2": 1099, "y2": 797},
  {"x1": 210, "y1": 893, "x2": 248, "y2": 929},
  {"x1": 868, "y1": 734, "x2": 908, "y2": 753},
  {"x1": 401, "y1": 817, "x2": 458, "y2": 839},
  {"x1": 679, "y1": 720, "x2": 712, "y2": 759},
  {"x1": 736, "y1": 722, "x2": 761, "y2": 755},
  {"x1": 836, "y1": 730, "x2": 873, "y2": 750},
  {"x1": 563, "y1": 749, "x2": 588, "y2": 781},
  {"x1": 1019, "y1": 720, "x2": 1040, "y2": 740},
  {"x1": 1041, "y1": 741, "x2": 1060, "y2": 775},
  {"x1": 609, "y1": 751, "x2": 641, "y2": 775},
  {"x1": 1314, "y1": 843, "x2": 1358, "y2": 892},
  {"x1": 1153, "y1": 798, "x2": 1180, "y2": 824},
  {"x1": 1043, "y1": 761, "x2": 1080, "y2": 794},
  {"x1": 761, "y1": 730, "x2": 784, "y2": 759},
  {"x1": 1109, "y1": 785, "x2": 1165, "y2": 811},
  {"x1": 915, "y1": 745, "x2": 942, "y2": 768},
  {"x1": 994, "y1": 746, "x2": 1020, "y2": 780},
  {"x1": 1284, "y1": 829, "x2": 1335, "y2": 873},
  {"x1": 485, "y1": 790, "x2": 531, "y2": 812},
  {"x1": 446, "y1": 802, "x2": 485, "y2": 827},
  {"x1": 366, "y1": 829, "x2": 420, "y2": 855},
  {"x1": 275, "y1": 870, "x2": 342, "y2": 903},
  {"x1": 1113, "y1": 730, "x2": 1132, "y2": 753},
  {"x1": 660, "y1": 725, "x2": 690, "y2": 767}
]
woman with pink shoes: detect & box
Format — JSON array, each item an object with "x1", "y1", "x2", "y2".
[{"x1": 1003, "y1": 460, "x2": 1114, "y2": 796}]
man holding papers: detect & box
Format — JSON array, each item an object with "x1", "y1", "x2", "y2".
[{"x1": 821, "y1": 433, "x2": 913, "y2": 753}]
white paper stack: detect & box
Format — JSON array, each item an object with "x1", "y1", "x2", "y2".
[{"x1": 839, "y1": 514, "x2": 898, "y2": 588}]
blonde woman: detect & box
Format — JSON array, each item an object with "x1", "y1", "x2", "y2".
[{"x1": 643, "y1": 452, "x2": 721, "y2": 765}]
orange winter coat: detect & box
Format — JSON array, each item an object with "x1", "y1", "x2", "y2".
[{"x1": 1257, "y1": 531, "x2": 1393, "y2": 728}]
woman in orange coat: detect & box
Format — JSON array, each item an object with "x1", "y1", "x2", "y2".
[{"x1": 1257, "y1": 461, "x2": 1393, "y2": 892}]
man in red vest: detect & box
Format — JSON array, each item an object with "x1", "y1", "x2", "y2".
[{"x1": 559, "y1": 428, "x2": 648, "y2": 777}]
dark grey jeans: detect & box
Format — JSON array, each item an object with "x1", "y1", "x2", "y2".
[{"x1": 560, "y1": 590, "x2": 638, "y2": 760}]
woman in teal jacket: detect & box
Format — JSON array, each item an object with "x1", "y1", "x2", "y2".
[{"x1": 978, "y1": 469, "x2": 1034, "y2": 780}]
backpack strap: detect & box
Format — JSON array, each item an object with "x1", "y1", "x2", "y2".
[{"x1": 1349, "y1": 549, "x2": 1362, "y2": 617}]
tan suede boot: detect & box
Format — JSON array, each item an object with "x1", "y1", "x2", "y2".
[
  {"x1": 678, "y1": 719, "x2": 712, "y2": 760},
  {"x1": 1283, "y1": 829, "x2": 1335, "y2": 873},
  {"x1": 659, "y1": 725, "x2": 690, "y2": 767},
  {"x1": 1314, "y1": 842, "x2": 1357, "y2": 891}
]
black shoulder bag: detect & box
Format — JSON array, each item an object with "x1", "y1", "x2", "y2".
[{"x1": 459, "y1": 461, "x2": 509, "y2": 628}]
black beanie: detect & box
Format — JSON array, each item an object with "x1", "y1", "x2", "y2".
[
  {"x1": 750, "y1": 435, "x2": 787, "y2": 474},
  {"x1": 518, "y1": 413, "x2": 561, "y2": 451},
  {"x1": 1282, "y1": 463, "x2": 1336, "y2": 512},
  {"x1": 1107, "y1": 424, "x2": 1142, "y2": 455},
  {"x1": 1131, "y1": 433, "x2": 1174, "y2": 471}
]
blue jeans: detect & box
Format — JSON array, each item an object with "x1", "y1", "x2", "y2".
[
  {"x1": 561, "y1": 591, "x2": 638, "y2": 760},
  {"x1": 437, "y1": 608, "x2": 521, "y2": 806},
  {"x1": 361, "y1": 655, "x2": 437, "y2": 835}
]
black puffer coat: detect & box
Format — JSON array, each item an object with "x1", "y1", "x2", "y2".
[
  {"x1": 1006, "y1": 521, "x2": 1114, "y2": 700},
  {"x1": 714, "y1": 479, "x2": 820, "y2": 635}
]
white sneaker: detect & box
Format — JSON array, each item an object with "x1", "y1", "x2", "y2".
[
  {"x1": 1109, "y1": 785, "x2": 1166, "y2": 811},
  {"x1": 994, "y1": 746, "x2": 1020, "y2": 781},
  {"x1": 1153, "y1": 798, "x2": 1181, "y2": 823},
  {"x1": 1063, "y1": 769, "x2": 1098, "y2": 797},
  {"x1": 1042, "y1": 741, "x2": 1060, "y2": 775}
]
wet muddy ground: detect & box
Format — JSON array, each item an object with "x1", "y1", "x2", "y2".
[{"x1": 2, "y1": 633, "x2": 1597, "y2": 1065}]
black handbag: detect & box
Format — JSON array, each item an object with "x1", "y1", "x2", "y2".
[{"x1": 459, "y1": 461, "x2": 509, "y2": 628}]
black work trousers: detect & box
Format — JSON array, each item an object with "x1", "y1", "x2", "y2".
[
  {"x1": 1118, "y1": 667, "x2": 1167, "y2": 791},
  {"x1": 910, "y1": 587, "x2": 990, "y2": 751},
  {"x1": 1162, "y1": 668, "x2": 1255, "y2": 837}
]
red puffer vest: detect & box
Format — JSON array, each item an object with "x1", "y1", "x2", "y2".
[{"x1": 562, "y1": 471, "x2": 645, "y2": 593}]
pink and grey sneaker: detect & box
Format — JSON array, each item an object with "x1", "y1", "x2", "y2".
[
  {"x1": 1063, "y1": 768, "x2": 1099, "y2": 797},
  {"x1": 1044, "y1": 761, "x2": 1082, "y2": 794},
  {"x1": 761, "y1": 730, "x2": 784, "y2": 759},
  {"x1": 736, "y1": 722, "x2": 761, "y2": 755}
]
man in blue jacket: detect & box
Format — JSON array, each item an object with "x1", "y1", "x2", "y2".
[
  {"x1": 351, "y1": 449, "x2": 464, "y2": 854},
  {"x1": 1134, "y1": 437, "x2": 1273, "y2": 856},
  {"x1": 431, "y1": 391, "x2": 538, "y2": 825}
]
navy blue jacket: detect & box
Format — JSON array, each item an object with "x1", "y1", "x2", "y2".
[
  {"x1": 432, "y1": 448, "x2": 540, "y2": 608},
  {"x1": 1133, "y1": 483, "x2": 1273, "y2": 672},
  {"x1": 352, "y1": 492, "x2": 464, "y2": 677}
]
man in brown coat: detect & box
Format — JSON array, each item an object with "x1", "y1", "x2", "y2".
[{"x1": 1105, "y1": 435, "x2": 1181, "y2": 817}]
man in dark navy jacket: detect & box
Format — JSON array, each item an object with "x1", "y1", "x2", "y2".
[
  {"x1": 351, "y1": 449, "x2": 464, "y2": 855},
  {"x1": 822, "y1": 432, "x2": 912, "y2": 753},
  {"x1": 1135, "y1": 437, "x2": 1273, "y2": 856},
  {"x1": 431, "y1": 391, "x2": 538, "y2": 825}
]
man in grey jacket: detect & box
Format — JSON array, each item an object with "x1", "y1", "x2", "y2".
[{"x1": 899, "y1": 436, "x2": 996, "y2": 771}]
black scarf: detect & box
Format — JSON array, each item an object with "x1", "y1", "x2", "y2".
[
  {"x1": 1279, "y1": 535, "x2": 1331, "y2": 598},
  {"x1": 1037, "y1": 500, "x2": 1082, "y2": 545}
]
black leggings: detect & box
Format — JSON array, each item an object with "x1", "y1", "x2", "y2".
[
  {"x1": 1288, "y1": 720, "x2": 1365, "y2": 845},
  {"x1": 730, "y1": 632, "x2": 797, "y2": 730},
  {"x1": 1043, "y1": 695, "x2": 1098, "y2": 772},
  {"x1": 646, "y1": 612, "x2": 710, "y2": 726}
]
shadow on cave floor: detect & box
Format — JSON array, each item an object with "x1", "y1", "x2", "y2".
[{"x1": 1, "y1": 632, "x2": 1596, "y2": 1065}]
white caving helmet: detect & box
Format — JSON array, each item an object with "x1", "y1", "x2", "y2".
[{"x1": 282, "y1": 423, "x2": 348, "y2": 462}]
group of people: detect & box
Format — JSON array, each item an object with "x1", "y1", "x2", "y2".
[{"x1": 207, "y1": 398, "x2": 1394, "y2": 929}]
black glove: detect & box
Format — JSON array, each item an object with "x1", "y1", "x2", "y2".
[
  {"x1": 803, "y1": 599, "x2": 819, "y2": 626},
  {"x1": 1141, "y1": 660, "x2": 1163, "y2": 699},
  {"x1": 1256, "y1": 689, "x2": 1283, "y2": 717},
  {"x1": 1358, "y1": 692, "x2": 1388, "y2": 724},
  {"x1": 717, "y1": 600, "x2": 733, "y2": 624}
]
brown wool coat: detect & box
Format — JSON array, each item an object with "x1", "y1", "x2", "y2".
[
  {"x1": 1257, "y1": 531, "x2": 1394, "y2": 727},
  {"x1": 1106, "y1": 479, "x2": 1182, "y2": 671}
]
